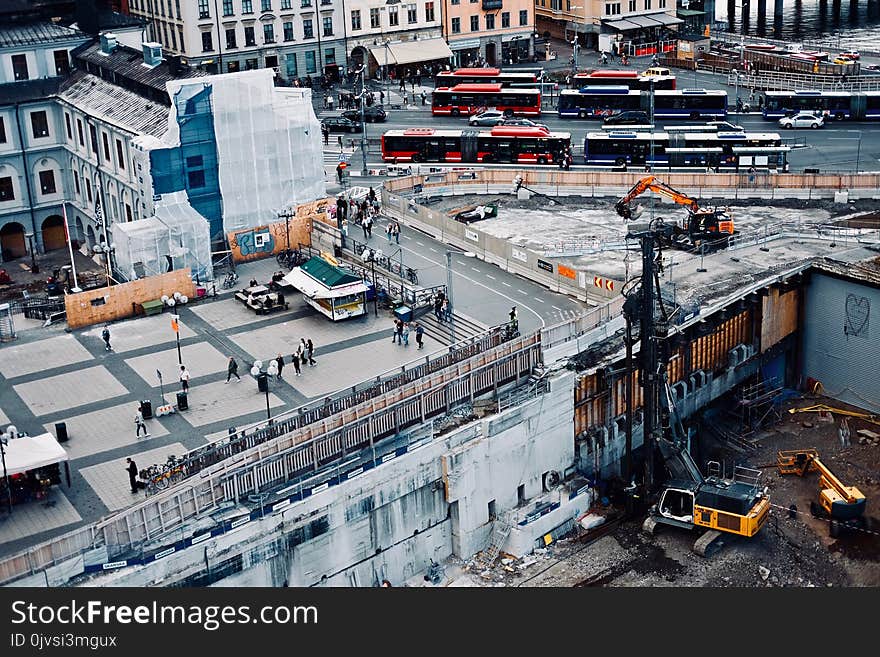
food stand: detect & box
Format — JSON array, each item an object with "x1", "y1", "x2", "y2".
[
  {"x1": 282, "y1": 256, "x2": 368, "y2": 321},
  {"x1": 0, "y1": 432, "x2": 71, "y2": 505}
]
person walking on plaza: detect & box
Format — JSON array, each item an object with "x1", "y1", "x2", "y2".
[
  {"x1": 336, "y1": 162, "x2": 345, "y2": 184},
  {"x1": 306, "y1": 339, "x2": 316, "y2": 366},
  {"x1": 101, "y1": 325, "x2": 112, "y2": 351},
  {"x1": 126, "y1": 458, "x2": 139, "y2": 494},
  {"x1": 393, "y1": 221, "x2": 400, "y2": 244},
  {"x1": 297, "y1": 339, "x2": 307, "y2": 367},
  {"x1": 420, "y1": 90, "x2": 427, "y2": 106},
  {"x1": 415, "y1": 322, "x2": 424, "y2": 349},
  {"x1": 361, "y1": 215, "x2": 369, "y2": 239},
  {"x1": 509, "y1": 306, "x2": 518, "y2": 332},
  {"x1": 434, "y1": 293, "x2": 444, "y2": 321},
  {"x1": 179, "y1": 364, "x2": 190, "y2": 393},
  {"x1": 327, "y1": 94, "x2": 335, "y2": 111},
  {"x1": 291, "y1": 350, "x2": 302, "y2": 376},
  {"x1": 385, "y1": 221, "x2": 393, "y2": 243},
  {"x1": 402, "y1": 322, "x2": 410, "y2": 346},
  {"x1": 392, "y1": 319, "x2": 403, "y2": 344},
  {"x1": 442, "y1": 298, "x2": 450, "y2": 322},
  {"x1": 322, "y1": 123, "x2": 329, "y2": 145},
  {"x1": 226, "y1": 356, "x2": 241, "y2": 383},
  {"x1": 134, "y1": 403, "x2": 149, "y2": 438},
  {"x1": 275, "y1": 353, "x2": 285, "y2": 379}
]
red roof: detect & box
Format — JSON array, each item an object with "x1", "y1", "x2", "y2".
[
  {"x1": 451, "y1": 83, "x2": 503, "y2": 92},
  {"x1": 453, "y1": 67, "x2": 501, "y2": 76},
  {"x1": 582, "y1": 69, "x2": 639, "y2": 78},
  {"x1": 489, "y1": 126, "x2": 552, "y2": 137},
  {"x1": 403, "y1": 128, "x2": 436, "y2": 136}
]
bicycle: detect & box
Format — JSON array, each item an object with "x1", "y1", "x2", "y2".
[
  {"x1": 276, "y1": 248, "x2": 304, "y2": 270},
  {"x1": 221, "y1": 271, "x2": 239, "y2": 289},
  {"x1": 405, "y1": 267, "x2": 418, "y2": 285}
]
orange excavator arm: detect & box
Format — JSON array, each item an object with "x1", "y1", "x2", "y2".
[{"x1": 616, "y1": 176, "x2": 699, "y2": 217}]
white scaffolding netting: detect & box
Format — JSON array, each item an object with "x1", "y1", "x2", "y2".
[
  {"x1": 165, "y1": 69, "x2": 325, "y2": 235},
  {"x1": 113, "y1": 191, "x2": 213, "y2": 282}
]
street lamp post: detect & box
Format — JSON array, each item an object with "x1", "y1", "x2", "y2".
[
  {"x1": 365, "y1": 248, "x2": 379, "y2": 317},
  {"x1": 570, "y1": 38, "x2": 580, "y2": 75},
  {"x1": 733, "y1": 68, "x2": 740, "y2": 110},
  {"x1": 445, "y1": 251, "x2": 455, "y2": 343},
  {"x1": 357, "y1": 64, "x2": 368, "y2": 176},
  {"x1": 171, "y1": 314, "x2": 182, "y2": 366},
  {"x1": 856, "y1": 131, "x2": 862, "y2": 174},
  {"x1": 0, "y1": 432, "x2": 12, "y2": 514}
]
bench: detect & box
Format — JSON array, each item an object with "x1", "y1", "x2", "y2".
[{"x1": 141, "y1": 299, "x2": 164, "y2": 316}]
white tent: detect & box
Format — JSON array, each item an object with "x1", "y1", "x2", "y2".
[{"x1": 3, "y1": 432, "x2": 69, "y2": 476}]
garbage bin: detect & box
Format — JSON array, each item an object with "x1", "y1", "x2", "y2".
[
  {"x1": 394, "y1": 305, "x2": 413, "y2": 323},
  {"x1": 257, "y1": 372, "x2": 269, "y2": 393},
  {"x1": 176, "y1": 391, "x2": 188, "y2": 411},
  {"x1": 55, "y1": 421, "x2": 68, "y2": 443},
  {"x1": 140, "y1": 399, "x2": 153, "y2": 420}
]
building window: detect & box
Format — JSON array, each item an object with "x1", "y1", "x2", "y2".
[
  {"x1": 242, "y1": 0, "x2": 253, "y2": 12},
  {"x1": 519, "y1": 9, "x2": 528, "y2": 24},
  {"x1": 370, "y1": 8, "x2": 380, "y2": 27},
  {"x1": 323, "y1": 16, "x2": 333, "y2": 36},
  {"x1": 425, "y1": 1, "x2": 434, "y2": 21},
  {"x1": 188, "y1": 170, "x2": 205, "y2": 188},
  {"x1": 73, "y1": 170, "x2": 80, "y2": 196},
  {"x1": 86, "y1": 178, "x2": 92, "y2": 202},
  {"x1": 628, "y1": 0, "x2": 635, "y2": 10},
  {"x1": 450, "y1": 0, "x2": 459, "y2": 4},
  {"x1": 171, "y1": 28, "x2": 177, "y2": 50},
  {"x1": 39, "y1": 170, "x2": 56, "y2": 195},
  {"x1": 451, "y1": 16, "x2": 460, "y2": 32},
  {"x1": 226, "y1": 28, "x2": 237, "y2": 48},
  {"x1": 407, "y1": 3, "x2": 417, "y2": 22},
  {"x1": 126, "y1": 204, "x2": 133, "y2": 222},
  {"x1": 53, "y1": 50, "x2": 70, "y2": 76},
  {"x1": 388, "y1": 6, "x2": 399, "y2": 25},
  {"x1": 76, "y1": 119, "x2": 84, "y2": 146},
  {"x1": 228, "y1": 61, "x2": 241, "y2": 72},
  {"x1": 325, "y1": 48, "x2": 335, "y2": 65},
  {"x1": 11, "y1": 54, "x2": 29, "y2": 81},
  {"x1": 198, "y1": 0, "x2": 210, "y2": 18},
  {"x1": 179, "y1": 28, "x2": 185, "y2": 51},
  {"x1": 89, "y1": 125, "x2": 98, "y2": 153},
  {"x1": 305, "y1": 50, "x2": 317, "y2": 74},
  {"x1": 283, "y1": 21, "x2": 294, "y2": 40},
  {"x1": 351, "y1": 10, "x2": 361, "y2": 29},
  {"x1": 551, "y1": 0, "x2": 561, "y2": 10},
  {"x1": 605, "y1": 2, "x2": 621, "y2": 15},
  {"x1": 261, "y1": 0, "x2": 272, "y2": 10},
  {"x1": 116, "y1": 139, "x2": 125, "y2": 170},
  {"x1": 30, "y1": 111, "x2": 49, "y2": 139},
  {"x1": 281, "y1": 0, "x2": 291, "y2": 7},
  {"x1": 245, "y1": 58, "x2": 258, "y2": 69},
  {"x1": 245, "y1": 25, "x2": 256, "y2": 45},
  {"x1": 501, "y1": 11, "x2": 509, "y2": 27},
  {"x1": 176, "y1": 0, "x2": 182, "y2": 18},
  {"x1": 264, "y1": 23, "x2": 275, "y2": 42},
  {"x1": 102, "y1": 132, "x2": 111, "y2": 161},
  {"x1": 659, "y1": 0, "x2": 665, "y2": 7},
  {"x1": 301, "y1": 0, "x2": 311, "y2": 6},
  {"x1": 0, "y1": 177, "x2": 13, "y2": 202},
  {"x1": 645, "y1": 0, "x2": 651, "y2": 9},
  {"x1": 201, "y1": 31, "x2": 213, "y2": 51},
  {"x1": 0, "y1": 117, "x2": 5, "y2": 143},
  {"x1": 223, "y1": 0, "x2": 233, "y2": 15},
  {"x1": 303, "y1": 19, "x2": 313, "y2": 38},
  {"x1": 485, "y1": 13, "x2": 494, "y2": 29},
  {"x1": 286, "y1": 53, "x2": 297, "y2": 77},
  {"x1": 470, "y1": 15, "x2": 478, "y2": 30},
  {"x1": 64, "y1": 113, "x2": 72, "y2": 140}
]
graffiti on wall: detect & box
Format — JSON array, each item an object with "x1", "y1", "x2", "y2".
[
  {"x1": 226, "y1": 198, "x2": 333, "y2": 263},
  {"x1": 844, "y1": 293, "x2": 870, "y2": 338}
]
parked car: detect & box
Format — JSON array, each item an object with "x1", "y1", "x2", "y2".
[
  {"x1": 705, "y1": 120, "x2": 744, "y2": 132},
  {"x1": 603, "y1": 110, "x2": 651, "y2": 125},
  {"x1": 778, "y1": 112, "x2": 825, "y2": 129},
  {"x1": 838, "y1": 51, "x2": 860, "y2": 60},
  {"x1": 342, "y1": 106, "x2": 387, "y2": 123},
  {"x1": 468, "y1": 109, "x2": 506, "y2": 126},
  {"x1": 498, "y1": 118, "x2": 549, "y2": 130},
  {"x1": 322, "y1": 116, "x2": 362, "y2": 133}
]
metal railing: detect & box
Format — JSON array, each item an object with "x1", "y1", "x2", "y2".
[{"x1": 729, "y1": 71, "x2": 880, "y2": 92}]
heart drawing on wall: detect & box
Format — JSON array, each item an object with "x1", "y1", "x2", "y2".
[{"x1": 844, "y1": 293, "x2": 870, "y2": 337}]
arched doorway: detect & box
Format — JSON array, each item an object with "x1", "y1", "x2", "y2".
[
  {"x1": 0, "y1": 222, "x2": 26, "y2": 261},
  {"x1": 86, "y1": 225, "x2": 96, "y2": 250},
  {"x1": 485, "y1": 42, "x2": 497, "y2": 67},
  {"x1": 74, "y1": 216, "x2": 84, "y2": 247},
  {"x1": 351, "y1": 46, "x2": 366, "y2": 68},
  {"x1": 41, "y1": 215, "x2": 66, "y2": 251}
]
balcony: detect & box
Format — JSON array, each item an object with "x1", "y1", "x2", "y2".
[{"x1": 482, "y1": 0, "x2": 502, "y2": 9}]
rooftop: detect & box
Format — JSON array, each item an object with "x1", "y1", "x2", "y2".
[
  {"x1": 300, "y1": 256, "x2": 363, "y2": 288},
  {"x1": 0, "y1": 77, "x2": 64, "y2": 104},
  {"x1": 0, "y1": 21, "x2": 88, "y2": 49},
  {"x1": 59, "y1": 71, "x2": 170, "y2": 138}
]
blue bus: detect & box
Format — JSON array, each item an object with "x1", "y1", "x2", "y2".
[
  {"x1": 583, "y1": 130, "x2": 788, "y2": 169},
  {"x1": 558, "y1": 87, "x2": 728, "y2": 120},
  {"x1": 762, "y1": 90, "x2": 880, "y2": 120}
]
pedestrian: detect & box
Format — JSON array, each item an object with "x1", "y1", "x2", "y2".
[
  {"x1": 327, "y1": 94, "x2": 335, "y2": 111},
  {"x1": 385, "y1": 221, "x2": 393, "y2": 243},
  {"x1": 276, "y1": 353, "x2": 285, "y2": 379},
  {"x1": 380, "y1": 90, "x2": 385, "y2": 105},
  {"x1": 399, "y1": 77, "x2": 405, "y2": 92},
  {"x1": 441, "y1": 298, "x2": 450, "y2": 322},
  {"x1": 291, "y1": 351, "x2": 302, "y2": 376},
  {"x1": 323, "y1": 95, "x2": 328, "y2": 110},
  {"x1": 415, "y1": 322, "x2": 424, "y2": 349},
  {"x1": 336, "y1": 162, "x2": 345, "y2": 184},
  {"x1": 434, "y1": 294, "x2": 443, "y2": 321},
  {"x1": 369, "y1": 186, "x2": 377, "y2": 203},
  {"x1": 392, "y1": 319, "x2": 402, "y2": 343},
  {"x1": 126, "y1": 458, "x2": 139, "y2": 493},
  {"x1": 322, "y1": 123, "x2": 329, "y2": 145},
  {"x1": 306, "y1": 339, "x2": 316, "y2": 366},
  {"x1": 402, "y1": 322, "x2": 410, "y2": 346},
  {"x1": 101, "y1": 325, "x2": 112, "y2": 351},
  {"x1": 509, "y1": 306, "x2": 518, "y2": 331},
  {"x1": 393, "y1": 221, "x2": 400, "y2": 244},
  {"x1": 365, "y1": 214, "x2": 373, "y2": 238},
  {"x1": 226, "y1": 356, "x2": 241, "y2": 383},
  {"x1": 420, "y1": 90, "x2": 427, "y2": 106},
  {"x1": 134, "y1": 403, "x2": 149, "y2": 438},
  {"x1": 361, "y1": 215, "x2": 369, "y2": 239},
  {"x1": 179, "y1": 365, "x2": 190, "y2": 393},
  {"x1": 297, "y1": 338, "x2": 307, "y2": 366}
]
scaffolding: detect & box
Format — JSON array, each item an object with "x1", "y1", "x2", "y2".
[{"x1": 735, "y1": 377, "x2": 784, "y2": 437}]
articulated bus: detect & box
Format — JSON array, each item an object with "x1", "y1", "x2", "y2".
[
  {"x1": 572, "y1": 70, "x2": 677, "y2": 90},
  {"x1": 559, "y1": 87, "x2": 727, "y2": 119},
  {"x1": 584, "y1": 130, "x2": 788, "y2": 169},
  {"x1": 431, "y1": 83, "x2": 542, "y2": 116},
  {"x1": 381, "y1": 127, "x2": 570, "y2": 164},
  {"x1": 434, "y1": 67, "x2": 538, "y2": 88},
  {"x1": 762, "y1": 90, "x2": 880, "y2": 120}
]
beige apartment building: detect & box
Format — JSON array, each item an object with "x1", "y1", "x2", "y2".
[{"x1": 442, "y1": 0, "x2": 536, "y2": 67}]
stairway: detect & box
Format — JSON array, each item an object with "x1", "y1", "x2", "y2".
[
  {"x1": 472, "y1": 510, "x2": 514, "y2": 572},
  {"x1": 417, "y1": 309, "x2": 489, "y2": 346}
]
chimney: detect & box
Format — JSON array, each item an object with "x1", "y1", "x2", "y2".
[
  {"x1": 167, "y1": 55, "x2": 183, "y2": 76},
  {"x1": 142, "y1": 42, "x2": 163, "y2": 68},
  {"x1": 99, "y1": 32, "x2": 118, "y2": 55}
]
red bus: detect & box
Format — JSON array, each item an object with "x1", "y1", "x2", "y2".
[
  {"x1": 572, "y1": 69, "x2": 676, "y2": 90},
  {"x1": 431, "y1": 83, "x2": 542, "y2": 117},
  {"x1": 434, "y1": 67, "x2": 538, "y2": 88},
  {"x1": 381, "y1": 126, "x2": 570, "y2": 165}
]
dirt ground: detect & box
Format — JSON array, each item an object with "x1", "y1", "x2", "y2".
[
  {"x1": 0, "y1": 249, "x2": 105, "y2": 302},
  {"x1": 442, "y1": 393, "x2": 879, "y2": 588}
]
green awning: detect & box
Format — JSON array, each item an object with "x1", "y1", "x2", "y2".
[
  {"x1": 299, "y1": 257, "x2": 362, "y2": 288},
  {"x1": 677, "y1": 9, "x2": 707, "y2": 17}
]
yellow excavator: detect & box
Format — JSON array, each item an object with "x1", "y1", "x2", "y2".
[
  {"x1": 777, "y1": 449, "x2": 868, "y2": 537},
  {"x1": 615, "y1": 176, "x2": 735, "y2": 249}
]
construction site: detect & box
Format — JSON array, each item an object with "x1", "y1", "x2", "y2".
[{"x1": 2, "y1": 169, "x2": 880, "y2": 589}]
